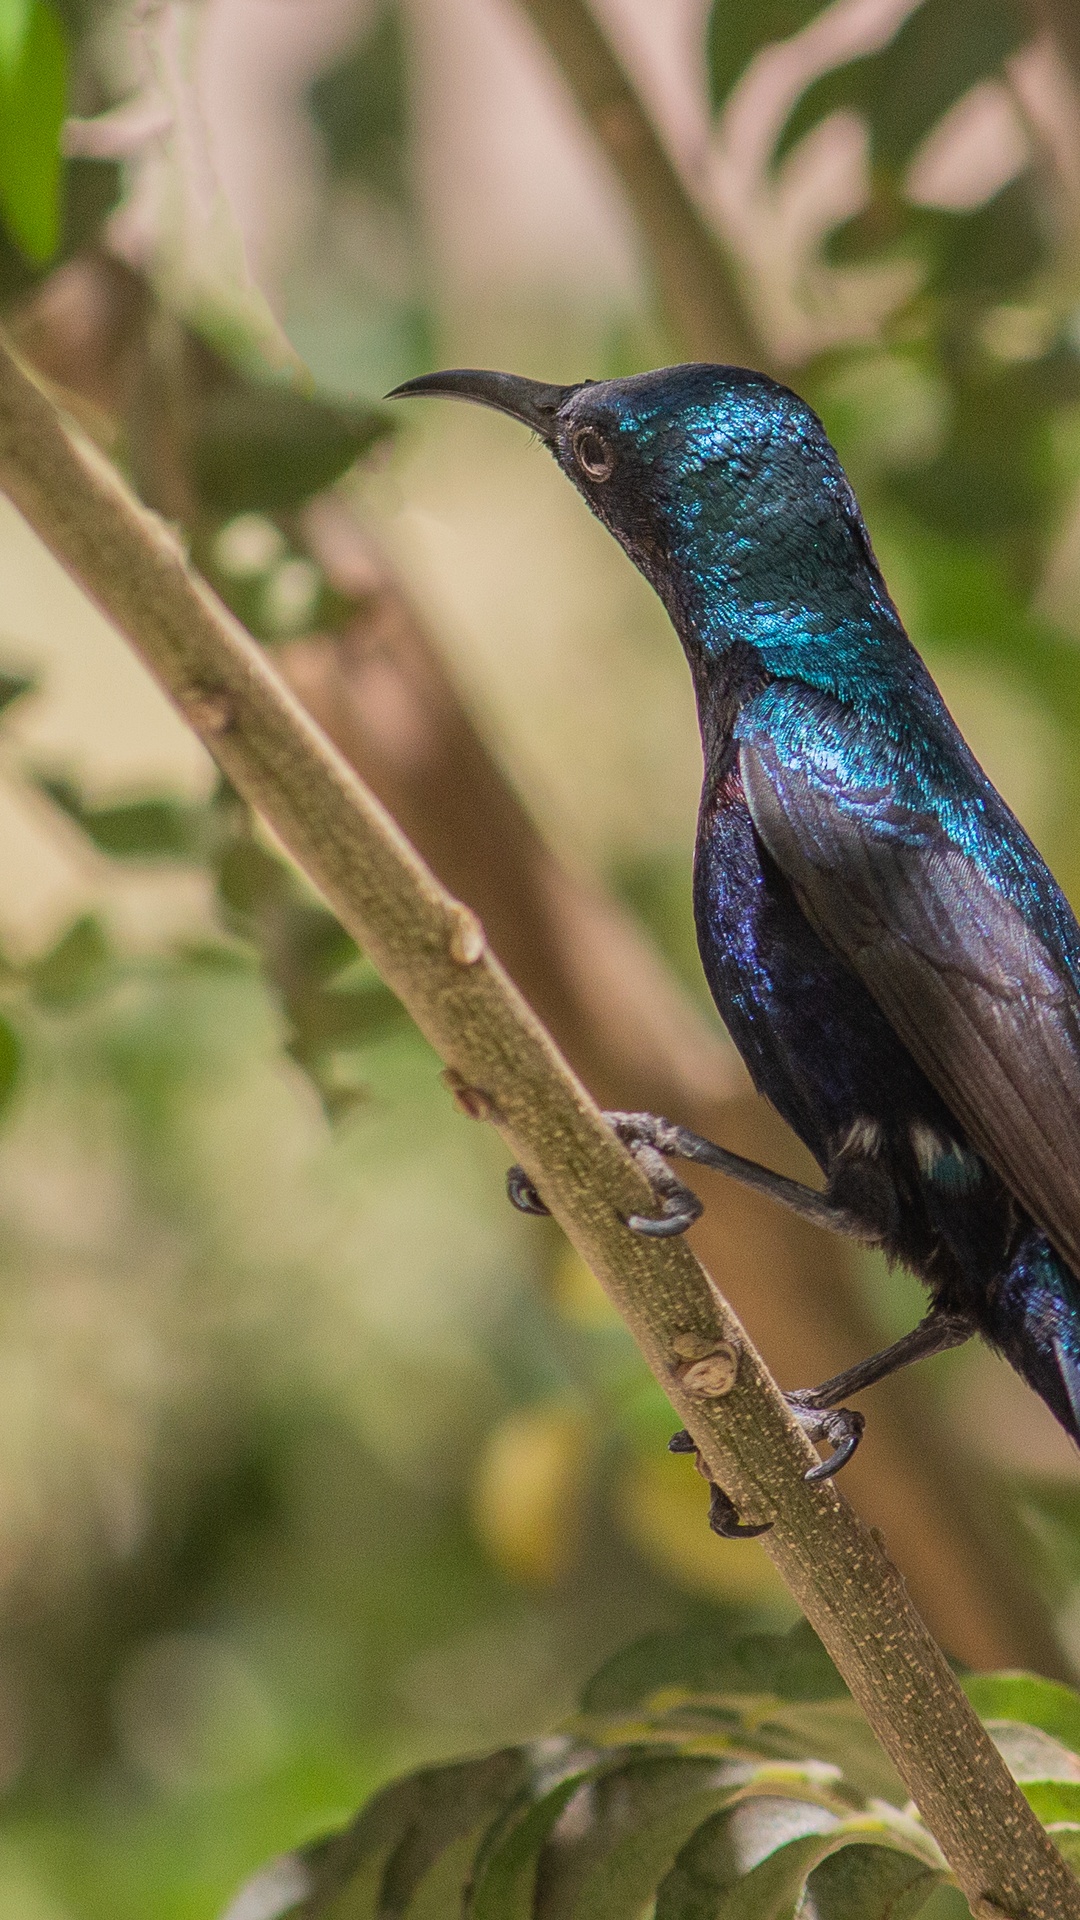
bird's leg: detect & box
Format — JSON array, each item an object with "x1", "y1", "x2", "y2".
[
  {"x1": 668, "y1": 1308, "x2": 976, "y2": 1529},
  {"x1": 509, "y1": 1117, "x2": 973, "y2": 1517},
  {"x1": 787, "y1": 1307, "x2": 975, "y2": 1417},
  {"x1": 611, "y1": 1112, "x2": 877, "y2": 1238},
  {"x1": 775, "y1": 1306, "x2": 975, "y2": 1482},
  {"x1": 506, "y1": 1110, "x2": 871, "y2": 1241}
]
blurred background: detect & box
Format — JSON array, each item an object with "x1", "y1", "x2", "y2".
[{"x1": 2, "y1": 0, "x2": 1080, "y2": 1911}]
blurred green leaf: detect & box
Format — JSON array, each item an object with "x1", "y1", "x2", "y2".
[
  {"x1": 214, "y1": 823, "x2": 410, "y2": 1111},
  {"x1": 962, "y1": 1673, "x2": 1080, "y2": 1757},
  {"x1": 0, "y1": 1013, "x2": 21, "y2": 1119},
  {"x1": 192, "y1": 383, "x2": 391, "y2": 517},
  {"x1": 705, "y1": 3, "x2": 821, "y2": 113},
  {"x1": 375, "y1": 1818, "x2": 505, "y2": 1919},
  {"x1": 39, "y1": 777, "x2": 208, "y2": 859},
  {"x1": 885, "y1": 369, "x2": 1053, "y2": 566},
  {"x1": 809, "y1": 349, "x2": 950, "y2": 487},
  {"x1": 1052, "y1": 1827, "x2": 1080, "y2": 1871},
  {"x1": 0, "y1": 152, "x2": 121, "y2": 303},
  {"x1": 0, "y1": 665, "x2": 34, "y2": 713},
  {"x1": 532, "y1": 1758, "x2": 754, "y2": 1920},
  {"x1": 930, "y1": 181, "x2": 1043, "y2": 301},
  {"x1": 28, "y1": 914, "x2": 110, "y2": 1006},
  {"x1": 776, "y1": 0, "x2": 1025, "y2": 170},
  {"x1": 175, "y1": 936, "x2": 257, "y2": 974},
  {"x1": 0, "y1": 0, "x2": 66, "y2": 260},
  {"x1": 298, "y1": 0, "x2": 431, "y2": 393},
  {"x1": 581, "y1": 1620, "x2": 846, "y2": 1713},
  {"x1": 1025, "y1": 1783, "x2": 1080, "y2": 1824},
  {"x1": 469, "y1": 1774, "x2": 588, "y2": 1920},
  {"x1": 216, "y1": 835, "x2": 291, "y2": 923},
  {"x1": 874, "y1": 516, "x2": 1080, "y2": 725},
  {"x1": 79, "y1": 798, "x2": 203, "y2": 860},
  {"x1": 802, "y1": 1843, "x2": 948, "y2": 1919},
  {"x1": 739, "y1": 0, "x2": 1043, "y2": 443},
  {"x1": 309, "y1": 0, "x2": 409, "y2": 205},
  {"x1": 317, "y1": 1750, "x2": 528, "y2": 1917},
  {"x1": 0, "y1": 0, "x2": 32, "y2": 67},
  {"x1": 655, "y1": 1809, "x2": 941, "y2": 1920},
  {"x1": 986, "y1": 1720, "x2": 1080, "y2": 1785},
  {"x1": 765, "y1": 1707, "x2": 905, "y2": 1805},
  {"x1": 816, "y1": 178, "x2": 923, "y2": 271},
  {"x1": 821, "y1": 182, "x2": 1043, "y2": 317},
  {"x1": 608, "y1": 851, "x2": 707, "y2": 1009}
]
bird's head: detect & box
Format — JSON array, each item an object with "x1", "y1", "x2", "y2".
[{"x1": 389, "y1": 362, "x2": 896, "y2": 662}]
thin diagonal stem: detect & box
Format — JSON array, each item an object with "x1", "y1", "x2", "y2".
[
  {"x1": 1029, "y1": 0, "x2": 1080, "y2": 99},
  {"x1": 793, "y1": 1311, "x2": 975, "y2": 1409}
]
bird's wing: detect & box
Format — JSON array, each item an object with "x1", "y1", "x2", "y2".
[{"x1": 737, "y1": 688, "x2": 1080, "y2": 1277}]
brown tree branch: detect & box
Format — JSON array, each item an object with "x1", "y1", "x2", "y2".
[
  {"x1": 0, "y1": 337, "x2": 1076, "y2": 1919},
  {"x1": 1028, "y1": 0, "x2": 1080, "y2": 98},
  {"x1": 517, "y1": 0, "x2": 762, "y2": 366}
]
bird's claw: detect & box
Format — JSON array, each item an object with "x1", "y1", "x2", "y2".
[
  {"x1": 623, "y1": 1183, "x2": 703, "y2": 1237},
  {"x1": 708, "y1": 1483, "x2": 773, "y2": 1538},
  {"x1": 604, "y1": 1112, "x2": 704, "y2": 1237},
  {"x1": 785, "y1": 1392, "x2": 865, "y2": 1481},
  {"x1": 668, "y1": 1389, "x2": 863, "y2": 1540},
  {"x1": 667, "y1": 1429, "x2": 773, "y2": 1537},
  {"x1": 506, "y1": 1164, "x2": 550, "y2": 1216},
  {"x1": 506, "y1": 1112, "x2": 705, "y2": 1235}
]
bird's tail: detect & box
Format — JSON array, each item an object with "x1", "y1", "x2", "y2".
[{"x1": 985, "y1": 1228, "x2": 1080, "y2": 1447}]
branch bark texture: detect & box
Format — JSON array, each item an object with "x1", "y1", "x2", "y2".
[{"x1": 0, "y1": 343, "x2": 1075, "y2": 1917}]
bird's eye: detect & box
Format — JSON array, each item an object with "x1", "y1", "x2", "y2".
[{"x1": 572, "y1": 426, "x2": 614, "y2": 482}]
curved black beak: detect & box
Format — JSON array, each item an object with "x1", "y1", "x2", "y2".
[{"x1": 386, "y1": 369, "x2": 576, "y2": 442}]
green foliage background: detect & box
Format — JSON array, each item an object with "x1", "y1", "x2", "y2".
[{"x1": 1, "y1": 0, "x2": 1080, "y2": 1915}]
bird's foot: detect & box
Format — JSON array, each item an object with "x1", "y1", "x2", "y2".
[
  {"x1": 784, "y1": 1392, "x2": 865, "y2": 1481},
  {"x1": 606, "y1": 1113, "x2": 705, "y2": 1236},
  {"x1": 708, "y1": 1483, "x2": 771, "y2": 1538},
  {"x1": 505, "y1": 1163, "x2": 550, "y2": 1216},
  {"x1": 506, "y1": 1110, "x2": 871, "y2": 1241},
  {"x1": 667, "y1": 1390, "x2": 863, "y2": 1539},
  {"x1": 505, "y1": 1111, "x2": 704, "y2": 1235},
  {"x1": 668, "y1": 1429, "x2": 772, "y2": 1537}
]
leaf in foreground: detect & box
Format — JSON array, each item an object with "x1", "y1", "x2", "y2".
[{"x1": 222, "y1": 1621, "x2": 1080, "y2": 1918}]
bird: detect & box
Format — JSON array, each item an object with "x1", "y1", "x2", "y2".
[{"x1": 390, "y1": 362, "x2": 1080, "y2": 1534}]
